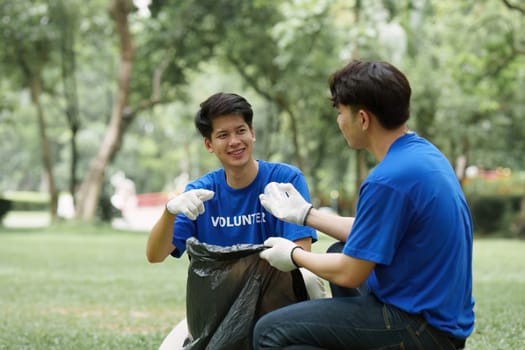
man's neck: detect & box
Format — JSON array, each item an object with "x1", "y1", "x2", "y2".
[
  {"x1": 370, "y1": 126, "x2": 409, "y2": 161},
  {"x1": 225, "y1": 159, "x2": 259, "y2": 189}
]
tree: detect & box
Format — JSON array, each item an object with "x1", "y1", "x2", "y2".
[
  {"x1": 207, "y1": 1, "x2": 350, "y2": 202},
  {"x1": 75, "y1": 0, "x2": 135, "y2": 219},
  {"x1": 51, "y1": 0, "x2": 81, "y2": 202},
  {"x1": 0, "y1": 1, "x2": 59, "y2": 220},
  {"x1": 2, "y1": 0, "x2": 524, "y2": 223},
  {"x1": 75, "y1": 0, "x2": 245, "y2": 219}
]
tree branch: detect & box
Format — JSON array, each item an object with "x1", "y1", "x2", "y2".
[
  {"x1": 501, "y1": 0, "x2": 525, "y2": 14},
  {"x1": 122, "y1": 56, "x2": 170, "y2": 124}
]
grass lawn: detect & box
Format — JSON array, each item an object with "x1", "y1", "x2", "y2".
[{"x1": 1, "y1": 223, "x2": 524, "y2": 349}]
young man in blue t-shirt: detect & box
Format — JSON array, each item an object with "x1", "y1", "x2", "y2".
[
  {"x1": 254, "y1": 60, "x2": 475, "y2": 349},
  {"x1": 146, "y1": 92, "x2": 320, "y2": 349}
]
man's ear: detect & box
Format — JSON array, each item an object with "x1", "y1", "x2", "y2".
[
  {"x1": 204, "y1": 137, "x2": 213, "y2": 153},
  {"x1": 358, "y1": 110, "x2": 371, "y2": 131},
  {"x1": 251, "y1": 127, "x2": 256, "y2": 142}
]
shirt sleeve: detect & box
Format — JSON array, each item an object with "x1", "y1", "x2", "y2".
[
  {"x1": 343, "y1": 182, "x2": 413, "y2": 264},
  {"x1": 171, "y1": 213, "x2": 195, "y2": 258}
]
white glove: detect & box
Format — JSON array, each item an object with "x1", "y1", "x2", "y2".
[
  {"x1": 259, "y1": 182, "x2": 313, "y2": 225},
  {"x1": 259, "y1": 237, "x2": 303, "y2": 272},
  {"x1": 166, "y1": 189, "x2": 214, "y2": 220}
]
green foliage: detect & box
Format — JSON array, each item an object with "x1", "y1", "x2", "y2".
[
  {"x1": 1, "y1": 191, "x2": 49, "y2": 211},
  {"x1": 412, "y1": 1, "x2": 525, "y2": 169},
  {"x1": 464, "y1": 170, "x2": 525, "y2": 197},
  {"x1": 0, "y1": 0, "x2": 524, "y2": 216},
  {"x1": 464, "y1": 171, "x2": 525, "y2": 236},
  {"x1": 0, "y1": 199, "x2": 12, "y2": 223},
  {"x1": 0, "y1": 1, "x2": 58, "y2": 82},
  {"x1": 467, "y1": 194, "x2": 521, "y2": 236}
]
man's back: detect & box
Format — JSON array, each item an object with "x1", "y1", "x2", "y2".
[{"x1": 345, "y1": 132, "x2": 475, "y2": 338}]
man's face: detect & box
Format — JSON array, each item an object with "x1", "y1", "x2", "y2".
[
  {"x1": 204, "y1": 114, "x2": 255, "y2": 168},
  {"x1": 336, "y1": 104, "x2": 366, "y2": 149}
]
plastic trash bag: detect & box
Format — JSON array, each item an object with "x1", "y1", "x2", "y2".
[{"x1": 183, "y1": 237, "x2": 308, "y2": 350}]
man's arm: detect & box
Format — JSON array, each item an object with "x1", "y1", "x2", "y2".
[
  {"x1": 292, "y1": 237, "x2": 312, "y2": 251},
  {"x1": 260, "y1": 237, "x2": 375, "y2": 288},
  {"x1": 146, "y1": 209, "x2": 177, "y2": 263},
  {"x1": 146, "y1": 189, "x2": 214, "y2": 263},
  {"x1": 304, "y1": 208, "x2": 355, "y2": 243},
  {"x1": 293, "y1": 248, "x2": 374, "y2": 288},
  {"x1": 260, "y1": 182, "x2": 354, "y2": 242}
]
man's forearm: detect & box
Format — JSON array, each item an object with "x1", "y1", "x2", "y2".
[
  {"x1": 305, "y1": 209, "x2": 354, "y2": 242},
  {"x1": 146, "y1": 209, "x2": 176, "y2": 263},
  {"x1": 292, "y1": 249, "x2": 373, "y2": 288}
]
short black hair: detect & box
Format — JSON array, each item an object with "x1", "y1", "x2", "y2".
[
  {"x1": 328, "y1": 60, "x2": 411, "y2": 129},
  {"x1": 194, "y1": 92, "x2": 253, "y2": 139}
]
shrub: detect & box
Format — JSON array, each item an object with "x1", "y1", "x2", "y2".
[
  {"x1": 467, "y1": 194, "x2": 522, "y2": 236},
  {"x1": 0, "y1": 199, "x2": 12, "y2": 223},
  {"x1": 2, "y1": 191, "x2": 49, "y2": 211}
]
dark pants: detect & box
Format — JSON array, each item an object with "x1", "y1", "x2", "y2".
[{"x1": 252, "y1": 242, "x2": 465, "y2": 350}]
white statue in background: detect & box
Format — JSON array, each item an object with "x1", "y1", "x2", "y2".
[{"x1": 110, "y1": 171, "x2": 137, "y2": 219}]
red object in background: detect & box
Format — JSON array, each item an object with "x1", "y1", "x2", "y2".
[{"x1": 136, "y1": 193, "x2": 169, "y2": 207}]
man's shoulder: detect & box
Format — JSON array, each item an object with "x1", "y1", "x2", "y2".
[
  {"x1": 256, "y1": 160, "x2": 306, "y2": 189},
  {"x1": 259, "y1": 160, "x2": 302, "y2": 174},
  {"x1": 187, "y1": 169, "x2": 224, "y2": 188}
]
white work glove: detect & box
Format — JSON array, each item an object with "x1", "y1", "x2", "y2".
[
  {"x1": 259, "y1": 237, "x2": 303, "y2": 272},
  {"x1": 166, "y1": 189, "x2": 214, "y2": 220},
  {"x1": 259, "y1": 182, "x2": 313, "y2": 226}
]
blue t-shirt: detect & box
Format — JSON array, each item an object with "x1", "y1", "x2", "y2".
[
  {"x1": 343, "y1": 132, "x2": 475, "y2": 339},
  {"x1": 172, "y1": 160, "x2": 317, "y2": 257}
]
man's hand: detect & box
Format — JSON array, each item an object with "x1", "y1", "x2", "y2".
[
  {"x1": 166, "y1": 189, "x2": 214, "y2": 220},
  {"x1": 259, "y1": 237, "x2": 303, "y2": 272},
  {"x1": 259, "y1": 182, "x2": 313, "y2": 225}
]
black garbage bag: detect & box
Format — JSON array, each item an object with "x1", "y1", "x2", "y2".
[{"x1": 183, "y1": 237, "x2": 308, "y2": 350}]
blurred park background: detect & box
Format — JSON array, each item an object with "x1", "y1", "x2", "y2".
[{"x1": 1, "y1": 0, "x2": 524, "y2": 349}]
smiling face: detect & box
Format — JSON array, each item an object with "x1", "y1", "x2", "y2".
[{"x1": 204, "y1": 114, "x2": 256, "y2": 170}]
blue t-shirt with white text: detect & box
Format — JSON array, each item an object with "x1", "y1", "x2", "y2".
[{"x1": 172, "y1": 160, "x2": 317, "y2": 257}]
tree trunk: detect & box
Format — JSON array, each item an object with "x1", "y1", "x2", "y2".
[
  {"x1": 57, "y1": 0, "x2": 81, "y2": 204},
  {"x1": 352, "y1": 149, "x2": 367, "y2": 212},
  {"x1": 351, "y1": 0, "x2": 365, "y2": 211},
  {"x1": 75, "y1": 0, "x2": 135, "y2": 220},
  {"x1": 515, "y1": 195, "x2": 525, "y2": 237},
  {"x1": 455, "y1": 138, "x2": 469, "y2": 188},
  {"x1": 275, "y1": 95, "x2": 304, "y2": 170},
  {"x1": 30, "y1": 78, "x2": 58, "y2": 221}
]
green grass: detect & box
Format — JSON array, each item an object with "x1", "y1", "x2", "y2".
[
  {"x1": 466, "y1": 240, "x2": 525, "y2": 349},
  {"x1": 0, "y1": 223, "x2": 187, "y2": 350},
  {"x1": 1, "y1": 224, "x2": 524, "y2": 349}
]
